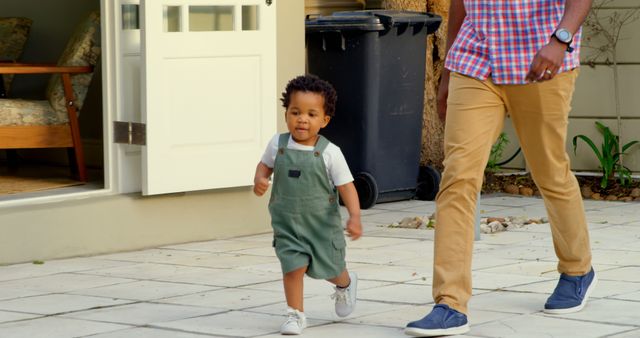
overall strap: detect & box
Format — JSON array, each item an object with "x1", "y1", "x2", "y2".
[
  {"x1": 314, "y1": 135, "x2": 330, "y2": 154},
  {"x1": 277, "y1": 133, "x2": 290, "y2": 150}
]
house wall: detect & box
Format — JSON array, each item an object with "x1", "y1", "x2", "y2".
[
  {"x1": 0, "y1": 0, "x2": 305, "y2": 265},
  {"x1": 501, "y1": 0, "x2": 640, "y2": 173}
]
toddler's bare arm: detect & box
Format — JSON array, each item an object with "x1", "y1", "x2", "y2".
[
  {"x1": 253, "y1": 162, "x2": 273, "y2": 196},
  {"x1": 337, "y1": 183, "x2": 362, "y2": 240}
]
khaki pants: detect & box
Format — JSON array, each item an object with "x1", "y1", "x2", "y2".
[{"x1": 433, "y1": 71, "x2": 592, "y2": 315}]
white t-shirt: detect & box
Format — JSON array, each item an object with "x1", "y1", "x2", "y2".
[{"x1": 260, "y1": 133, "x2": 354, "y2": 187}]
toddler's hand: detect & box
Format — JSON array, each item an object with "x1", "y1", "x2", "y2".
[
  {"x1": 253, "y1": 177, "x2": 270, "y2": 196},
  {"x1": 346, "y1": 217, "x2": 362, "y2": 240}
]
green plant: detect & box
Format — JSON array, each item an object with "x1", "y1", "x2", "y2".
[
  {"x1": 572, "y1": 121, "x2": 639, "y2": 189},
  {"x1": 583, "y1": 1, "x2": 640, "y2": 166},
  {"x1": 486, "y1": 132, "x2": 509, "y2": 172}
]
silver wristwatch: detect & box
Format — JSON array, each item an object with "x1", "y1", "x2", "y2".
[{"x1": 552, "y1": 28, "x2": 574, "y2": 53}]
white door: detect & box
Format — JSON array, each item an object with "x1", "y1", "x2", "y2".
[{"x1": 140, "y1": 0, "x2": 276, "y2": 195}]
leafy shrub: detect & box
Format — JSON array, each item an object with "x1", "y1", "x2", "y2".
[{"x1": 572, "y1": 121, "x2": 639, "y2": 189}]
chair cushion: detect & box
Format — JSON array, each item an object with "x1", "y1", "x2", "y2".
[
  {"x1": 0, "y1": 99, "x2": 65, "y2": 126},
  {"x1": 46, "y1": 11, "x2": 101, "y2": 116},
  {"x1": 0, "y1": 17, "x2": 33, "y2": 93}
]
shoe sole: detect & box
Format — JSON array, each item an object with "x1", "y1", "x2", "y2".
[
  {"x1": 404, "y1": 324, "x2": 470, "y2": 337},
  {"x1": 544, "y1": 273, "x2": 598, "y2": 314},
  {"x1": 280, "y1": 330, "x2": 301, "y2": 335}
]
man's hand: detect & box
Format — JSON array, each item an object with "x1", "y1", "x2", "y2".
[
  {"x1": 253, "y1": 177, "x2": 270, "y2": 196},
  {"x1": 346, "y1": 216, "x2": 362, "y2": 240},
  {"x1": 437, "y1": 71, "x2": 450, "y2": 122},
  {"x1": 525, "y1": 39, "x2": 567, "y2": 83}
]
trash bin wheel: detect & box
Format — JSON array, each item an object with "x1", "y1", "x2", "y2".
[
  {"x1": 415, "y1": 165, "x2": 440, "y2": 201},
  {"x1": 353, "y1": 172, "x2": 378, "y2": 209}
]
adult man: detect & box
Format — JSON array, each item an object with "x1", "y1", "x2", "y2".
[{"x1": 405, "y1": 0, "x2": 596, "y2": 336}]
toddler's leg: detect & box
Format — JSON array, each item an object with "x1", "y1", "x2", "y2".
[
  {"x1": 284, "y1": 266, "x2": 307, "y2": 311},
  {"x1": 328, "y1": 269, "x2": 358, "y2": 317},
  {"x1": 327, "y1": 270, "x2": 350, "y2": 288}
]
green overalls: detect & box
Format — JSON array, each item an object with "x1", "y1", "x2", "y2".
[{"x1": 269, "y1": 133, "x2": 346, "y2": 279}]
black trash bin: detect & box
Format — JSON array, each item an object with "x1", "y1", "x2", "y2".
[{"x1": 306, "y1": 10, "x2": 441, "y2": 209}]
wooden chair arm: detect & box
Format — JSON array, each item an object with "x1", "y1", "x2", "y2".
[{"x1": 0, "y1": 64, "x2": 93, "y2": 74}]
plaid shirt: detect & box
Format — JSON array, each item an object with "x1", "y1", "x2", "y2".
[{"x1": 445, "y1": 0, "x2": 582, "y2": 84}]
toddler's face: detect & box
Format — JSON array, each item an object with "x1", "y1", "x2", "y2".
[{"x1": 285, "y1": 91, "x2": 330, "y2": 146}]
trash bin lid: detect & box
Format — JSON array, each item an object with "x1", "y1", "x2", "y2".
[
  {"x1": 340, "y1": 10, "x2": 441, "y2": 33},
  {"x1": 306, "y1": 14, "x2": 385, "y2": 32}
]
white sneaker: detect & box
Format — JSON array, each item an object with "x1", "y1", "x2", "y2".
[
  {"x1": 280, "y1": 307, "x2": 307, "y2": 335},
  {"x1": 331, "y1": 272, "x2": 358, "y2": 317}
]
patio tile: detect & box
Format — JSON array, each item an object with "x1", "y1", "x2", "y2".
[
  {"x1": 0, "y1": 195, "x2": 638, "y2": 337},
  {"x1": 343, "y1": 236, "x2": 422, "y2": 250},
  {"x1": 470, "y1": 313, "x2": 628, "y2": 337},
  {"x1": 470, "y1": 255, "x2": 534, "y2": 271},
  {"x1": 155, "y1": 267, "x2": 281, "y2": 287},
  {"x1": 98, "y1": 248, "x2": 204, "y2": 264},
  {"x1": 468, "y1": 271, "x2": 554, "y2": 290},
  {"x1": 479, "y1": 196, "x2": 542, "y2": 207},
  {"x1": 232, "y1": 232, "x2": 274, "y2": 243},
  {"x1": 363, "y1": 227, "x2": 435, "y2": 240},
  {"x1": 0, "y1": 258, "x2": 133, "y2": 282},
  {"x1": 0, "y1": 273, "x2": 133, "y2": 293},
  {"x1": 361, "y1": 210, "x2": 430, "y2": 226},
  {"x1": 160, "y1": 239, "x2": 266, "y2": 253},
  {"x1": 371, "y1": 199, "x2": 433, "y2": 211},
  {"x1": 158, "y1": 287, "x2": 283, "y2": 310},
  {"x1": 467, "y1": 290, "x2": 548, "y2": 314},
  {"x1": 397, "y1": 203, "x2": 437, "y2": 214},
  {"x1": 474, "y1": 261, "x2": 561, "y2": 277},
  {"x1": 608, "y1": 328, "x2": 640, "y2": 337},
  {"x1": 507, "y1": 279, "x2": 640, "y2": 299},
  {"x1": 357, "y1": 283, "x2": 434, "y2": 305},
  {"x1": 86, "y1": 327, "x2": 220, "y2": 338},
  {"x1": 548, "y1": 298, "x2": 640, "y2": 326},
  {"x1": 69, "y1": 280, "x2": 219, "y2": 301},
  {"x1": 597, "y1": 266, "x2": 640, "y2": 283},
  {"x1": 590, "y1": 248, "x2": 640, "y2": 266},
  {"x1": 249, "y1": 296, "x2": 407, "y2": 322},
  {"x1": 0, "y1": 288, "x2": 47, "y2": 302},
  {"x1": 345, "y1": 247, "x2": 425, "y2": 265},
  {"x1": 255, "y1": 322, "x2": 406, "y2": 338},
  {"x1": 0, "y1": 310, "x2": 41, "y2": 323},
  {"x1": 0, "y1": 294, "x2": 130, "y2": 315},
  {"x1": 472, "y1": 231, "x2": 550, "y2": 245},
  {"x1": 165, "y1": 253, "x2": 276, "y2": 269},
  {"x1": 154, "y1": 310, "x2": 327, "y2": 337},
  {"x1": 225, "y1": 246, "x2": 277, "y2": 257},
  {"x1": 611, "y1": 289, "x2": 640, "y2": 302},
  {"x1": 239, "y1": 277, "x2": 392, "y2": 297},
  {"x1": 344, "y1": 303, "x2": 517, "y2": 328},
  {"x1": 0, "y1": 316, "x2": 130, "y2": 338},
  {"x1": 472, "y1": 245, "x2": 554, "y2": 263},
  {"x1": 352, "y1": 264, "x2": 430, "y2": 283},
  {"x1": 62, "y1": 302, "x2": 223, "y2": 325}
]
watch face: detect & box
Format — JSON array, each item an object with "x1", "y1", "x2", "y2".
[{"x1": 556, "y1": 29, "x2": 571, "y2": 43}]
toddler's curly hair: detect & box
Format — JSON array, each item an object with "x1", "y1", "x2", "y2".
[{"x1": 281, "y1": 74, "x2": 337, "y2": 117}]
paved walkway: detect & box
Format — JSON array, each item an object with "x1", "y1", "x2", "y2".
[{"x1": 1, "y1": 195, "x2": 639, "y2": 337}]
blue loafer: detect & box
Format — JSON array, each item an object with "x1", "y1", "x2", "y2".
[
  {"x1": 544, "y1": 268, "x2": 597, "y2": 314},
  {"x1": 405, "y1": 304, "x2": 470, "y2": 337}
]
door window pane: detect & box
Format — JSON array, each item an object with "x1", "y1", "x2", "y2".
[
  {"x1": 164, "y1": 6, "x2": 181, "y2": 32},
  {"x1": 189, "y1": 6, "x2": 234, "y2": 31},
  {"x1": 122, "y1": 4, "x2": 139, "y2": 30},
  {"x1": 242, "y1": 5, "x2": 259, "y2": 31}
]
